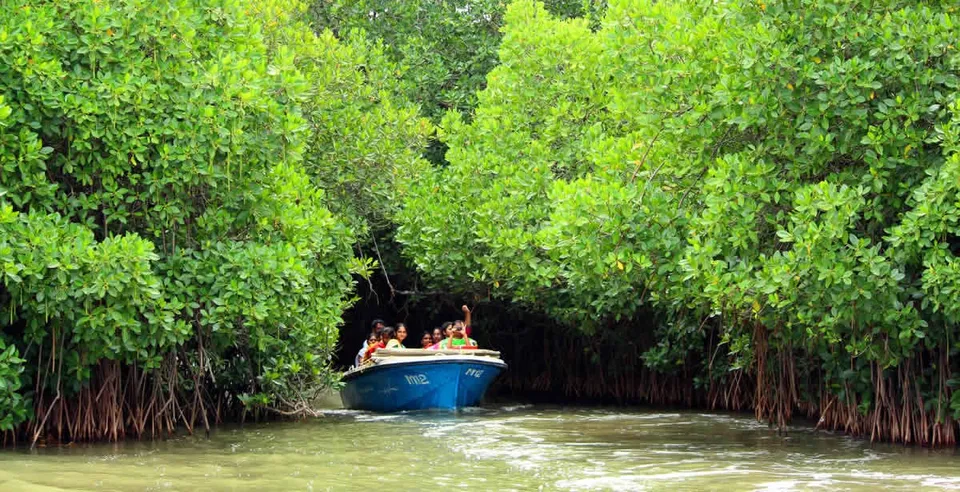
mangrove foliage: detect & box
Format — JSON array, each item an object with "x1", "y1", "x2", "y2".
[
  {"x1": 395, "y1": 0, "x2": 960, "y2": 446},
  {"x1": 0, "y1": 0, "x2": 428, "y2": 442},
  {"x1": 4, "y1": 0, "x2": 960, "y2": 448}
]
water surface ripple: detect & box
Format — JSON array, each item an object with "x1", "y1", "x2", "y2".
[{"x1": 2, "y1": 406, "x2": 959, "y2": 491}]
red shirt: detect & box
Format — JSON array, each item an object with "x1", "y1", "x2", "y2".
[{"x1": 363, "y1": 342, "x2": 385, "y2": 360}]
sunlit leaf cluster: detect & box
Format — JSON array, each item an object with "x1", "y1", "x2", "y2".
[
  {"x1": 398, "y1": 0, "x2": 960, "y2": 423},
  {"x1": 0, "y1": 0, "x2": 424, "y2": 431}
]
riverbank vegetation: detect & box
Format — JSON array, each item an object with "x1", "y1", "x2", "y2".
[
  {"x1": 3, "y1": 0, "x2": 960, "y2": 448},
  {"x1": 395, "y1": 1, "x2": 960, "y2": 446},
  {"x1": 0, "y1": 0, "x2": 428, "y2": 443}
]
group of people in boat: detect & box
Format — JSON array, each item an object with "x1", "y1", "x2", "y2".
[{"x1": 354, "y1": 305, "x2": 479, "y2": 366}]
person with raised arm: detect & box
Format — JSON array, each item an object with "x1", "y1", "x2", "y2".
[{"x1": 439, "y1": 306, "x2": 478, "y2": 349}]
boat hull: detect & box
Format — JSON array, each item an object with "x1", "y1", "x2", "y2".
[{"x1": 340, "y1": 356, "x2": 505, "y2": 412}]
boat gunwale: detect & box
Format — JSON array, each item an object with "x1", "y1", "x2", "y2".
[{"x1": 342, "y1": 355, "x2": 507, "y2": 382}]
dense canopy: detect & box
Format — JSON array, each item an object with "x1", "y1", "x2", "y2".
[
  {"x1": 396, "y1": 0, "x2": 960, "y2": 445},
  {"x1": 0, "y1": 0, "x2": 428, "y2": 440},
  {"x1": 3, "y1": 0, "x2": 960, "y2": 447}
]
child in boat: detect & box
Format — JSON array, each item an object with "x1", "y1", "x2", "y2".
[
  {"x1": 356, "y1": 319, "x2": 384, "y2": 362},
  {"x1": 355, "y1": 326, "x2": 382, "y2": 367},
  {"x1": 429, "y1": 305, "x2": 477, "y2": 349},
  {"x1": 361, "y1": 332, "x2": 383, "y2": 363},
  {"x1": 420, "y1": 331, "x2": 434, "y2": 349},
  {"x1": 367, "y1": 320, "x2": 385, "y2": 345},
  {"x1": 363, "y1": 326, "x2": 398, "y2": 362},
  {"x1": 438, "y1": 322, "x2": 477, "y2": 349},
  {"x1": 431, "y1": 327, "x2": 443, "y2": 345}
]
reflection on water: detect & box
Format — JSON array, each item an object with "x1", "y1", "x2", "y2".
[{"x1": 2, "y1": 406, "x2": 960, "y2": 491}]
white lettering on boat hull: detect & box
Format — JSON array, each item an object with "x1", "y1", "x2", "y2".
[{"x1": 404, "y1": 374, "x2": 430, "y2": 385}]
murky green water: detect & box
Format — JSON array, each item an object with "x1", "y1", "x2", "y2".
[{"x1": 2, "y1": 406, "x2": 960, "y2": 491}]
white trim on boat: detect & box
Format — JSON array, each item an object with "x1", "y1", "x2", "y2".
[{"x1": 344, "y1": 349, "x2": 506, "y2": 377}]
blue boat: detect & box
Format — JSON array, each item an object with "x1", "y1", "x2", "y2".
[{"x1": 340, "y1": 349, "x2": 507, "y2": 412}]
